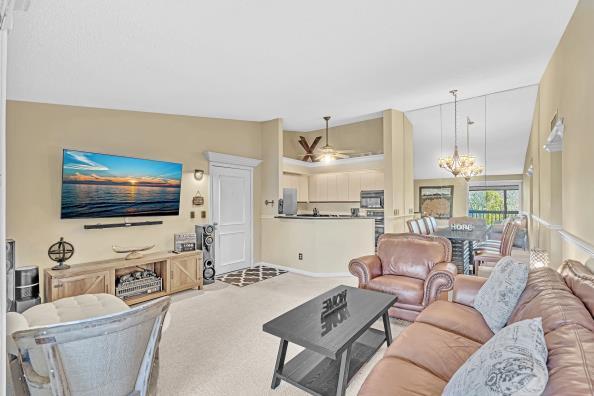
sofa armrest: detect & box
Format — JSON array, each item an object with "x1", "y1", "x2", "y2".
[
  {"x1": 7, "y1": 312, "x2": 29, "y2": 356},
  {"x1": 452, "y1": 275, "x2": 487, "y2": 307},
  {"x1": 423, "y1": 262, "x2": 457, "y2": 306},
  {"x1": 349, "y1": 255, "x2": 382, "y2": 288}
]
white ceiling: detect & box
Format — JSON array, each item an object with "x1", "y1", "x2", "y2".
[
  {"x1": 407, "y1": 85, "x2": 538, "y2": 179},
  {"x1": 8, "y1": 1, "x2": 576, "y2": 132}
]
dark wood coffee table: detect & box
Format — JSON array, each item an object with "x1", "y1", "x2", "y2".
[{"x1": 263, "y1": 285, "x2": 397, "y2": 396}]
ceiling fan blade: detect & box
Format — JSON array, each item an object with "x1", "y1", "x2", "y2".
[
  {"x1": 336, "y1": 149, "x2": 355, "y2": 154},
  {"x1": 334, "y1": 153, "x2": 350, "y2": 159},
  {"x1": 310, "y1": 136, "x2": 322, "y2": 151}
]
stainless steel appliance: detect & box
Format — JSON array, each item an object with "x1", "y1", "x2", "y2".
[
  {"x1": 366, "y1": 210, "x2": 385, "y2": 248},
  {"x1": 282, "y1": 188, "x2": 297, "y2": 215},
  {"x1": 360, "y1": 190, "x2": 384, "y2": 209},
  {"x1": 361, "y1": 190, "x2": 384, "y2": 247}
]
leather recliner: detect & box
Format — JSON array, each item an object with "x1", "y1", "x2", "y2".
[{"x1": 349, "y1": 233, "x2": 457, "y2": 321}]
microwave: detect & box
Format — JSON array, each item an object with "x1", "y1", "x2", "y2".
[{"x1": 360, "y1": 190, "x2": 384, "y2": 209}]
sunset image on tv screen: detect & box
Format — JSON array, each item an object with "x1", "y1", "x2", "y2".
[{"x1": 61, "y1": 150, "x2": 183, "y2": 219}]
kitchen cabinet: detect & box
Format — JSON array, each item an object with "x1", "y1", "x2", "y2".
[
  {"x1": 360, "y1": 171, "x2": 374, "y2": 191},
  {"x1": 282, "y1": 173, "x2": 309, "y2": 202},
  {"x1": 308, "y1": 170, "x2": 384, "y2": 202},
  {"x1": 326, "y1": 174, "x2": 338, "y2": 201},
  {"x1": 316, "y1": 174, "x2": 328, "y2": 201},
  {"x1": 297, "y1": 175, "x2": 308, "y2": 202},
  {"x1": 348, "y1": 172, "x2": 362, "y2": 201},
  {"x1": 360, "y1": 171, "x2": 383, "y2": 191},
  {"x1": 337, "y1": 173, "x2": 349, "y2": 201}
]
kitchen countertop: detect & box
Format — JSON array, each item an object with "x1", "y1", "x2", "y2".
[{"x1": 274, "y1": 215, "x2": 374, "y2": 220}]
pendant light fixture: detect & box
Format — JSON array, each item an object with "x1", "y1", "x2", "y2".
[
  {"x1": 460, "y1": 116, "x2": 484, "y2": 181},
  {"x1": 438, "y1": 90, "x2": 465, "y2": 176},
  {"x1": 438, "y1": 89, "x2": 485, "y2": 180}
]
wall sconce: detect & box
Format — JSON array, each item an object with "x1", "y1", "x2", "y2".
[{"x1": 194, "y1": 169, "x2": 204, "y2": 181}]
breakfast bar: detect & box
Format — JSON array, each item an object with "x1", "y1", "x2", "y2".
[{"x1": 261, "y1": 216, "x2": 375, "y2": 275}]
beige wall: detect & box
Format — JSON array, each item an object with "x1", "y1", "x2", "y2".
[
  {"x1": 523, "y1": 0, "x2": 594, "y2": 266},
  {"x1": 414, "y1": 174, "x2": 524, "y2": 219},
  {"x1": 260, "y1": 119, "x2": 283, "y2": 217},
  {"x1": 6, "y1": 101, "x2": 266, "y2": 277},
  {"x1": 283, "y1": 117, "x2": 383, "y2": 159},
  {"x1": 261, "y1": 218, "x2": 375, "y2": 274}
]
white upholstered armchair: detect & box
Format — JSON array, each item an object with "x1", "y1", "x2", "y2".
[{"x1": 7, "y1": 294, "x2": 170, "y2": 396}]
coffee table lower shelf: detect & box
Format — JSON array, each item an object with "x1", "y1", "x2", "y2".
[{"x1": 276, "y1": 328, "x2": 386, "y2": 396}]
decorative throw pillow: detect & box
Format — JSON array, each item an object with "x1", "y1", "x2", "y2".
[
  {"x1": 443, "y1": 318, "x2": 548, "y2": 396},
  {"x1": 474, "y1": 256, "x2": 529, "y2": 332}
]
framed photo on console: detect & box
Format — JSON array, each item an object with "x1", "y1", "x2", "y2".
[{"x1": 419, "y1": 185, "x2": 454, "y2": 219}]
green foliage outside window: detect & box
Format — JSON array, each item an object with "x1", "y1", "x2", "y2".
[{"x1": 468, "y1": 187, "x2": 519, "y2": 225}]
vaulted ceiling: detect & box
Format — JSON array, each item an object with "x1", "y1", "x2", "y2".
[{"x1": 7, "y1": 1, "x2": 577, "y2": 177}]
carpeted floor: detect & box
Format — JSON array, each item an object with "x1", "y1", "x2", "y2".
[{"x1": 157, "y1": 271, "x2": 410, "y2": 395}]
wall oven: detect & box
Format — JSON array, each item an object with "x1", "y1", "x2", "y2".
[
  {"x1": 366, "y1": 210, "x2": 384, "y2": 248},
  {"x1": 360, "y1": 190, "x2": 384, "y2": 209}
]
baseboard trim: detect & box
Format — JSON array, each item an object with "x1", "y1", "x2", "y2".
[{"x1": 257, "y1": 262, "x2": 352, "y2": 278}]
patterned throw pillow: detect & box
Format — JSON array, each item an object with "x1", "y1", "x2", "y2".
[
  {"x1": 443, "y1": 318, "x2": 548, "y2": 396},
  {"x1": 474, "y1": 257, "x2": 529, "y2": 333}
]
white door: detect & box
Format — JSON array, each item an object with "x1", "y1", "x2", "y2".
[{"x1": 211, "y1": 165, "x2": 252, "y2": 274}]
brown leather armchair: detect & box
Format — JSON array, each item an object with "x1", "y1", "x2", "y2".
[{"x1": 349, "y1": 233, "x2": 457, "y2": 321}]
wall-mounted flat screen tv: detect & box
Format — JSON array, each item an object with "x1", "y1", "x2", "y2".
[{"x1": 61, "y1": 149, "x2": 183, "y2": 219}]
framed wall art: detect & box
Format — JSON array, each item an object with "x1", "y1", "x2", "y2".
[{"x1": 419, "y1": 185, "x2": 454, "y2": 219}]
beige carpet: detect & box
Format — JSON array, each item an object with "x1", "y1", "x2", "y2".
[{"x1": 157, "y1": 272, "x2": 410, "y2": 395}]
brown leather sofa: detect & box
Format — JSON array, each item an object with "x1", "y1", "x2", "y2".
[
  {"x1": 349, "y1": 233, "x2": 457, "y2": 321},
  {"x1": 358, "y1": 263, "x2": 594, "y2": 395}
]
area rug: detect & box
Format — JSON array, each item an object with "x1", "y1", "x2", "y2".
[{"x1": 216, "y1": 265, "x2": 287, "y2": 287}]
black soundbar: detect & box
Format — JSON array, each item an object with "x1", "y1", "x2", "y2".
[{"x1": 84, "y1": 220, "x2": 163, "y2": 230}]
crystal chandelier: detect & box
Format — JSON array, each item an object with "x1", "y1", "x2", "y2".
[{"x1": 438, "y1": 90, "x2": 483, "y2": 179}]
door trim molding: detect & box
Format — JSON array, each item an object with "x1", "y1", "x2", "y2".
[
  {"x1": 204, "y1": 151, "x2": 262, "y2": 168},
  {"x1": 207, "y1": 153, "x2": 261, "y2": 269}
]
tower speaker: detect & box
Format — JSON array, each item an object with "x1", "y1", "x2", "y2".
[
  {"x1": 196, "y1": 224, "x2": 216, "y2": 284},
  {"x1": 6, "y1": 239, "x2": 15, "y2": 312}
]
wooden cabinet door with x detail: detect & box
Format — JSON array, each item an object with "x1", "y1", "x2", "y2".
[
  {"x1": 170, "y1": 256, "x2": 201, "y2": 292},
  {"x1": 48, "y1": 271, "x2": 111, "y2": 301}
]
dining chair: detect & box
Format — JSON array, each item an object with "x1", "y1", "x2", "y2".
[
  {"x1": 11, "y1": 296, "x2": 170, "y2": 396},
  {"x1": 422, "y1": 216, "x2": 437, "y2": 234},
  {"x1": 407, "y1": 218, "x2": 430, "y2": 235},
  {"x1": 473, "y1": 222, "x2": 519, "y2": 274}
]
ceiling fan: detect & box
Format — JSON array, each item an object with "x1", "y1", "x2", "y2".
[{"x1": 314, "y1": 116, "x2": 353, "y2": 162}]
